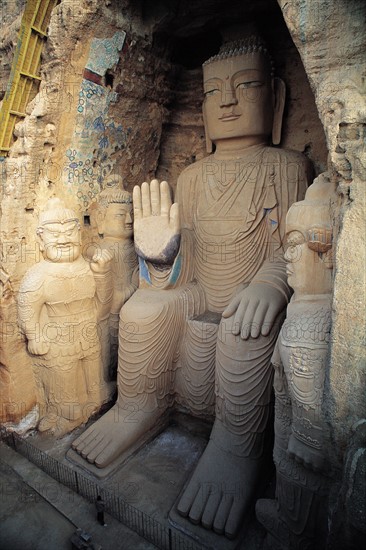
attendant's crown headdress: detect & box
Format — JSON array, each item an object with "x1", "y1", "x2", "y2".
[{"x1": 38, "y1": 198, "x2": 79, "y2": 230}]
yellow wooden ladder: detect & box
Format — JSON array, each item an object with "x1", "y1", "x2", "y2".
[{"x1": 0, "y1": 0, "x2": 59, "y2": 156}]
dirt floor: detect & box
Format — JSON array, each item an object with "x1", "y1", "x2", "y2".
[
  {"x1": 0, "y1": 459, "x2": 76, "y2": 550},
  {"x1": 0, "y1": 442, "x2": 155, "y2": 550},
  {"x1": 0, "y1": 412, "x2": 272, "y2": 549}
]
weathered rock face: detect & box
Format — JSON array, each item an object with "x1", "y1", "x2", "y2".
[
  {"x1": 0, "y1": 0, "x2": 27, "y2": 101},
  {"x1": 0, "y1": 0, "x2": 364, "y2": 545},
  {"x1": 278, "y1": 0, "x2": 366, "y2": 459}
]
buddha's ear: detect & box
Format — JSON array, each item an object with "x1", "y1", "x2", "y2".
[
  {"x1": 272, "y1": 77, "x2": 286, "y2": 145},
  {"x1": 96, "y1": 211, "x2": 105, "y2": 236},
  {"x1": 203, "y1": 108, "x2": 213, "y2": 153}
]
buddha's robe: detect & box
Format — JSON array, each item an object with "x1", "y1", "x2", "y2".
[{"x1": 118, "y1": 146, "x2": 310, "y2": 453}]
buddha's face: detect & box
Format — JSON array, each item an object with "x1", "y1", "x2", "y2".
[
  {"x1": 102, "y1": 202, "x2": 133, "y2": 239},
  {"x1": 202, "y1": 53, "x2": 274, "y2": 145},
  {"x1": 39, "y1": 220, "x2": 81, "y2": 263}
]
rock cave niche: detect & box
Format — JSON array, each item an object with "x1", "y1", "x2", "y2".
[
  {"x1": 0, "y1": 0, "x2": 364, "y2": 548},
  {"x1": 142, "y1": 0, "x2": 328, "y2": 191}
]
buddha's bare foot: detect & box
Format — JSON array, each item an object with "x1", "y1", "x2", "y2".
[
  {"x1": 72, "y1": 402, "x2": 162, "y2": 468},
  {"x1": 287, "y1": 433, "x2": 325, "y2": 472},
  {"x1": 177, "y1": 439, "x2": 262, "y2": 539}
]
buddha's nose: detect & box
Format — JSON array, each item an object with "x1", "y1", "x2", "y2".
[
  {"x1": 126, "y1": 212, "x2": 132, "y2": 224},
  {"x1": 220, "y1": 87, "x2": 238, "y2": 107}
]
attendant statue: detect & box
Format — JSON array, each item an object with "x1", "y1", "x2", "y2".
[
  {"x1": 73, "y1": 35, "x2": 311, "y2": 538},
  {"x1": 18, "y1": 198, "x2": 113, "y2": 437},
  {"x1": 95, "y1": 176, "x2": 138, "y2": 384},
  {"x1": 256, "y1": 174, "x2": 335, "y2": 549}
]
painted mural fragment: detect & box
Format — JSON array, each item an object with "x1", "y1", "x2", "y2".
[{"x1": 64, "y1": 31, "x2": 127, "y2": 207}]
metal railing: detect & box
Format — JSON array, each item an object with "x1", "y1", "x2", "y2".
[{"x1": 1, "y1": 428, "x2": 203, "y2": 550}]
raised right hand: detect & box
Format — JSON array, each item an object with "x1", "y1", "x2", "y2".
[{"x1": 133, "y1": 179, "x2": 180, "y2": 265}]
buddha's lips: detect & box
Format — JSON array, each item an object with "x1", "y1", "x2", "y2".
[{"x1": 219, "y1": 114, "x2": 240, "y2": 121}]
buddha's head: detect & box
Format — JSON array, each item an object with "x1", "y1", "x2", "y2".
[
  {"x1": 202, "y1": 36, "x2": 285, "y2": 151},
  {"x1": 37, "y1": 198, "x2": 81, "y2": 263},
  {"x1": 284, "y1": 174, "x2": 334, "y2": 297},
  {"x1": 97, "y1": 175, "x2": 133, "y2": 240}
]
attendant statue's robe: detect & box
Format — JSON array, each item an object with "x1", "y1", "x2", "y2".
[{"x1": 18, "y1": 256, "x2": 112, "y2": 429}]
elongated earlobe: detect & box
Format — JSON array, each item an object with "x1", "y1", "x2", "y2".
[
  {"x1": 203, "y1": 109, "x2": 213, "y2": 153},
  {"x1": 96, "y1": 212, "x2": 105, "y2": 236},
  {"x1": 272, "y1": 77, "x2": 286, "y2": 145}
]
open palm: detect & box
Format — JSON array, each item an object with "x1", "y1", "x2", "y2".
[{"x1": 133, "y1": 179, "x2": 180, "y2": 265}]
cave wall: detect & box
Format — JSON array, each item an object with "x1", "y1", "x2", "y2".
[
  {"x1": 0, "y1": 0, "x2": 27, "y2": 101},
  {"x1": 0, "y1": 0, "x2": 329, "y2": 427},
  {"x1": 278, "y1": 0, "x2": 366, "y2": 465},
  {"x1": 280, "y1": 2, "x2": 365, "y2": 544},
  {"x1": 0, "y1": 0, "x2": 364, "y2": 543}
]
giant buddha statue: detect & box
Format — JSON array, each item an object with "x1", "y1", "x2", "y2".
[{"x1": 73, "y1": 35, "x2": 312, "y2": 538}]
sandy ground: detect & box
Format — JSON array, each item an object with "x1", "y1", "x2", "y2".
[
  {"x1": 0, "y1": 442, "x2": 155, "y2": 550},
  {"x1": 0, "y1": 413, "x2": 271, "y2": 550}
]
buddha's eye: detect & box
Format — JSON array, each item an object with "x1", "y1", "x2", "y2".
[
  {"x1": 236, "y1": 81, "x2": 263, "y2": 89},
  {"x1": 204, "y1": 88, "x2": 220, "y2": 97}
]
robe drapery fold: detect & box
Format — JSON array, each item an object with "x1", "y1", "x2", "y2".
[{"x1": 141, "y1": 146, "x2": 310, "y2": 313}]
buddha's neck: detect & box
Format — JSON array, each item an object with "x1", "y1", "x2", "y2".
[{"x1": 213, "y1": 137, "x2": 268, "y2": 160}]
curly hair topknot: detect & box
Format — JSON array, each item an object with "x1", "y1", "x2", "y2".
[
  {"x1": 203, "y1": 35, "x2": 274, "y2": 76},
  {"x1": 98, "y1": 187, "x2": 132, "y2": 208},
  {"x1": 98, "y1": 174, "x2": 132, "y2": 208}
]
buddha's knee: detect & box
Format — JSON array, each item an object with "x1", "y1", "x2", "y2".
[
  {"x1": 218, "y1": 313, "x2": 283, "y2": 349},
  {"x1": 217, "y1": 315, "x2": 242, "y2": 351},
  {"x1": 217, "y1": 314, "x2": 281, "y2": 373},
  {"x1": 119, "y1": 289, "x2": 167, "y2": 325},
  {"x1": 119, "y1": 289, "x2": 183, "y2": 351}
]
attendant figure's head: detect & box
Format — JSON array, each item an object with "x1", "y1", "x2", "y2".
[
  {"x1": 97, "y1": 174, "x2": 133, "y2": 240},
  {"x1": 37, "y1": 198, "x2": 81, "y2": 263},
  {"x1": 285, "y1": 174, "x2": 334, "y2": 297},
  {"x1": 202, "y1": 35, "x2": 285, "y2": 151}
]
